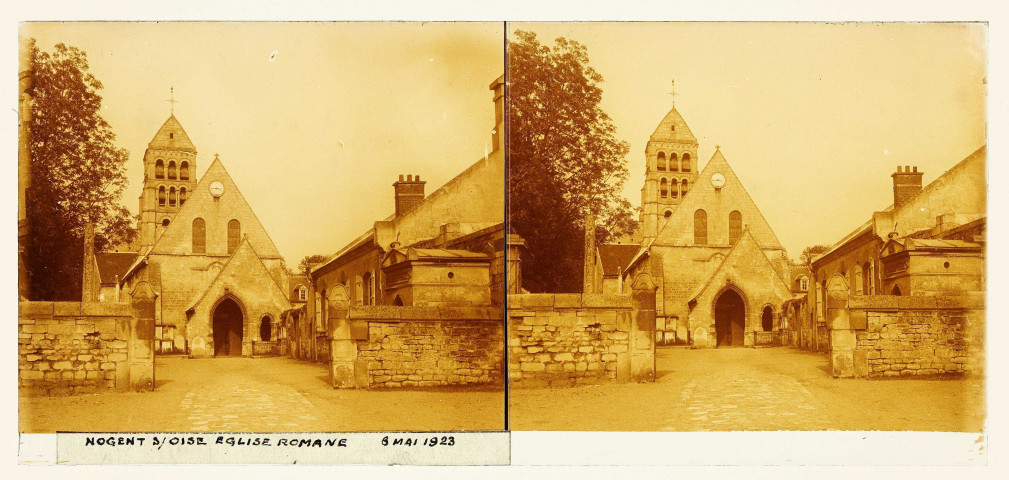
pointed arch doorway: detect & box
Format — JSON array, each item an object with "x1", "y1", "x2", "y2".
[
  {"x1": 714, "y1": 288, "x2": 746, "y2": 347},
  {"x1": 212, "y1": 297, "x2": 244, "y2": 357}
]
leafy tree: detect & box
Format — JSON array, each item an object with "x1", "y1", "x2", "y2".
[
  {"x1": 24, "y1": 41, "x2": 135, "y2": 300},
  {"x1": 508, "y1": 30, "x2": 636, "y2": 293},
  {"x1": 298, "y1": 254, "x2": 330, "y2": 278},
  {"x1": 799, "y1": 244, "x2": 832, "y2": 268}
]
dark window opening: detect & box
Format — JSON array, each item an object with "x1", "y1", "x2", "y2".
[{"x1": 762, "y1": 306, "x2": 774, "y2": 332}]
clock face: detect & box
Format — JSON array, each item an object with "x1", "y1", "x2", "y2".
[
  {"x1": 209, "y1": 181, "x2": 225, "y2": 197},
  {"x1": 710, "y1": 172, "x2": 726, "y2": 189}
]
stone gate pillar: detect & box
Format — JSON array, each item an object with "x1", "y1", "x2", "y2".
[
  {"x1": 629, "y1": 273, "x2": 657, "y2": 382},
  {"x1": 326, "y1": 285, "x2": 355, "y2": 388},
  {"x1": 129, "y1": 284, "x2": 156, "y2": 392},
  {"x1": 826, "y1": 275, "x2": 853, "y2": 377}
]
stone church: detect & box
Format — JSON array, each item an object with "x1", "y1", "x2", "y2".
[
  {"x1": 97, "y1": 113, "x2": 291, "y2": 357},
  {"x1": 607, "y1": 96, "x2": 793, "y2": 348}
]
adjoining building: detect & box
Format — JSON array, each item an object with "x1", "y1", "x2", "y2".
[
  {"x1": 97, "y1": 114, "x2": 292, "y2": 358},
  {"x1": 603, "y1": 94, "x2": 794, "y2": 348},
  {"x1": 297, "y1": 76, "x2": 506, "y2": 364},
  {"x1": 805, "y1": 146, "x2": 985, "y2": 377}
]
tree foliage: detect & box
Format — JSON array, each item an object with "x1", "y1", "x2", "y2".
[
  {"x1": 799, "y1": 244, "x2": 832, "y2": 268},
  {"x1": 508, "y1": 30, "x2": 636, "y2": 293},
  {"x1": 298, "y1": 254, "x2": 330, "y2": 278},
  {"x1": 25, "y1": 41, "x2": 135, "y2": 300}
]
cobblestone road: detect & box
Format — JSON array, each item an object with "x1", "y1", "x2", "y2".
[
  {"x1": 511, "y1": 347, "x2": 984, "y2": 431},
  {"x1": 21, "y1": 356, "x2": 505, "y2": 432}
]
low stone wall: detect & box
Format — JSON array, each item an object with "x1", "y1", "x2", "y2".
[
  {"x1": 849, "y1": 296, "x2": 984, "y2": 377},
  {"x1": 753, "y1": 331, "x2": 781, "y2": 347},
  {"x1": 19, "y1": 301, "x2": 155, "y2": 396},
  {"x1": 508, "y1": 276, "x2": 658, "y2": 389},
  {"x1": 330, "y1": 305, "x2": 504, "y2": 389},
  {"x1": 508, "y1": 293, "x2": 634, "y2": 388},
  {"x1": 252, "y1": 340, "x2": 280, "y2": 357}
]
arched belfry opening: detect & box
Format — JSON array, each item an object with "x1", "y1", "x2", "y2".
[
  {"x1": 212, "y1": 297, "x2": 244, "y2": 357},
  {"x1": 714, "y1": 288, "x2": 745, "y2": 347}
]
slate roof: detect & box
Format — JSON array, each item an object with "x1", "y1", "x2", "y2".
[
  {"x1": 597, "y1": 244, "x2": 641, "y2": 276},
  {"x1": 95, "y1": 252, "x2": 138, "y2": 285}
]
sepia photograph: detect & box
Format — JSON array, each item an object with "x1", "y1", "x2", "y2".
[
  {"x1": 17, "y1": 21, "x2": 507, "y2": 434},
  {"x1": 506, "y1": 22, "x2": 987, "y2": 432}
]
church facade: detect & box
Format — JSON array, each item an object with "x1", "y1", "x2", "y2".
[
  {"x1": 103, "y1": 114, "x2": 291, "y2": 357},
  {"x1": 619, "y1": 99, "x2": 794, "y2": 348}
]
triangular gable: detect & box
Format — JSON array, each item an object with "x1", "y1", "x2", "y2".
[
  {"x1": 149, "y1": 156, "x2": 282, "y2": 258},
  {"x1": 688, "y1": 229, "x2": 792, "y2": 303},
  {"x1": 654, "y1": 149, "x2": 784, "y2": 249},
  {"x1": 186, "y1": 238, "x2": 290, "y2": 313}
]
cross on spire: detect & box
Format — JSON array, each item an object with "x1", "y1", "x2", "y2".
[
  {"x1": 166, "y1": 86, "x2": 178, "y2": 115},
  {"x1": 667, "y1": 79, "x2": 677, "y2": 107}
]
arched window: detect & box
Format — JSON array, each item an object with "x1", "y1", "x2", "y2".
[
  {"x1": 393, "y1": 295, "x2": 404, "y2": 306},
  {"x1": 670, "y1": 179, "x2": 679, "y2": 198},
  {"x1": 169, "y1": 186, "x2": 177, "y2": 206},
  {"x1": 168, "y1": 161, "x2": 177, "y2": 179},
  {"x1": 192, "y1": 218, "x2": 206, "y2": 253},
  {"x1": 682, "y1": 153, "x2": 691, "y2": 172},
  {"x1": 161, "y1": 218, "x2": 170, "y2": 227},
  {"x1": 260, "y1": 315, "x2": 272, "y2": 341},
  {"x1": 891, "y1": 285, "x2": 902, "y2": 296},
  {"x1": 155, "y1": 159, "x2": 165, "y2": 179},
  {"x1": 670, "y1": 153, "x2": 679, "y2": 172},
  {"x1": 227, "y1": 219, "x2": 241, "y2": 254},
  {"x1": 179, "y1": 187, "x2": 187, "y2": 205},
  {"x1": 298, "y1": 286, "x2": 307, "y2": 301},
  {"x1": 656, "y1": 152, "x2": 666, "y2": 171},
  {"x1": 694, "y1": 209, "x2": 708, "y2": 245},
  {"x1": 660, "y1": 178, "x2": 668, "y2": 198},
  {"x1": 158, "y1": 186, "x2": 166, "y2": 206},
  {"x1": 799, "y1": 276, "x2": 809, "y2": 291},
  {"x1": 862, "y1": 262, "x2": 871, "y2": 295},
  {"x1": 681, "y1": 179, "x2": 689, "y2": 195},
  {"x1": 180, "y1": 161, "x2": 190, "y2": 180},
  {"x1": 762, "y1": 306, "x2": 774, "y2": 331},
  {"x1": 728, "y1": 210, "x2": 742, "y2": 245}
]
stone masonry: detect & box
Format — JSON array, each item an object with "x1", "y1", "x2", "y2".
[
  {"x1": 850, "y1": 295, "x2": 984, "y2": 377},
  {"x1": 18, "y1": 301, "x2": 155, "y2": 396},
  {"x1": 329, "y1": 303, "x2": 504, "y2": 389},
  {"x1": 509, "y1": 275, "x2": 657, "y2": 389},
  {"x1": 509, "y1": 293, "x2": 633, "y2": 388}
]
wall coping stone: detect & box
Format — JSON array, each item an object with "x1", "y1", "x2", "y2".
[{"x1": 849, "y1": 294, "x2": 985, "y2": 311}]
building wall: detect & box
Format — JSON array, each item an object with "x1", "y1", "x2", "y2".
[{"x1": 18, "y1": 301, "x2": 154, "y2": 396}]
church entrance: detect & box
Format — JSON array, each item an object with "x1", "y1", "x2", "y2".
[
  {"x1": 714, "y1": 289, "x2": 745, "y2": 347},
  {"x1": 212, "y1": 298, "x2": 244, "y2": 357}
]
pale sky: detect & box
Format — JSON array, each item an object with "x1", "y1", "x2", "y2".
[
  {"x1": 23, "y1": 22, "x2": 504, "y2": 267},
  {"x1": 512, "y1": 22, "x2": 987, "y2": 258}
]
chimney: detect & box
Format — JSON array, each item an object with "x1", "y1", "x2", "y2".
[
  {"x1": 490, "y1": 75, "x2": 504, "y2": 153},
  {"x1": 393, "y1": 174, "x2": 426, "y2": 217},
  {"x1": 891, "y1": 165, "x2": 924, "y2": 209},
  {"x1": 583, "y1": 214, "x2": 596, "y2": 294}
]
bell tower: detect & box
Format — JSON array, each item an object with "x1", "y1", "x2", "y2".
[
  {"x1": 640, "y1": 80, "x2": 699, "y2": 243},
  {"x1": 137, "y1": 90, "x2": 199, "y2": 248}
]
